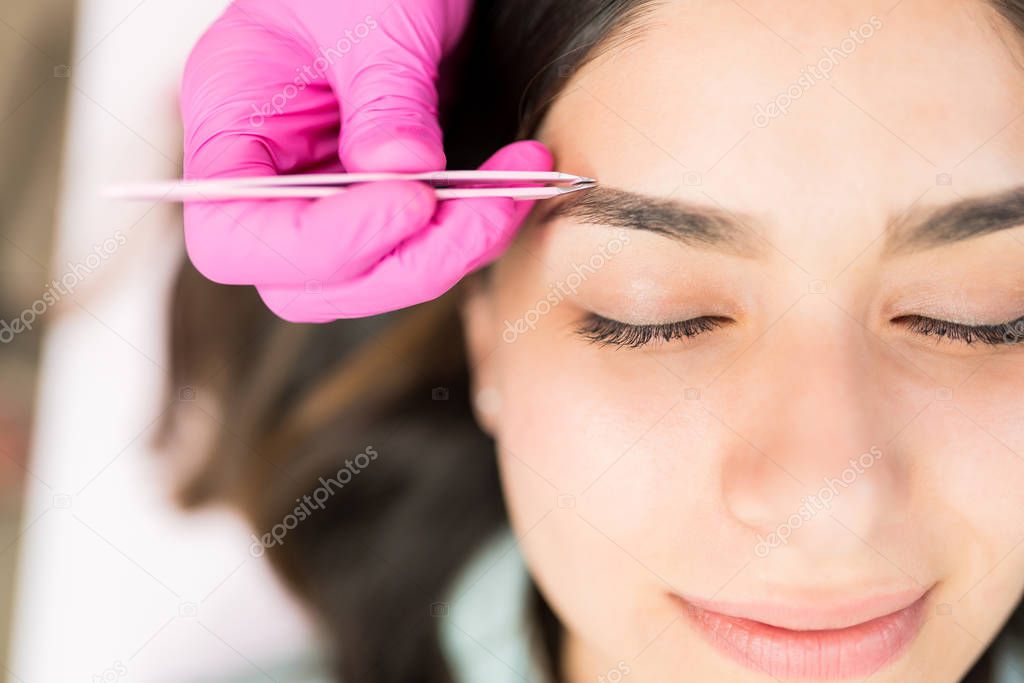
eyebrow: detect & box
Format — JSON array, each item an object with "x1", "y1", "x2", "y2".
[
  {"x1": 540, "y1": 184, "x2": 1024, "y2": 255},
  {"x1": 539, "y1": 186, "x2": 761, "y2": 255},
  {"x1": 886, "y1": 185, "x2": 1024, "y2": 253}
]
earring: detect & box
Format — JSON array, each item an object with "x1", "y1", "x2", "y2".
[{"x1": 473, "y1": 387, "x2": 502, "y2": 417}]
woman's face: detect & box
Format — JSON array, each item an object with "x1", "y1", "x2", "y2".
[{"x1": 461, "y1": 1, "x2": 1024, "y2": 680}]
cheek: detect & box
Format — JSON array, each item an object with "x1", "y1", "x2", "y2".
[
  {"x1": 928, "y1": 355, "x2": 1024, "y2": 548},
  {"x1": 491, "y1": 359, "x2": 704, "y2": 663},
  {"x1": 490, "y1": 309, "x2": 721, "y2": 503},
  {"x1": 917, "y1": 357, "x2": 1024, "y2": 629},
  {"x1": 488, "y1": 304, "x2": 727, "y2": 659},
  {"x1": 486, "y1": 254, "x2": 672, "y2": 492},
  {"x1": 918, "y1": 419, "x2": 1024, "y2": 676}
]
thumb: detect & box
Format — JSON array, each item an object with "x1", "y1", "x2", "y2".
[{"x1": 430, "y1": 139, "x2": 556, "y2": 274}]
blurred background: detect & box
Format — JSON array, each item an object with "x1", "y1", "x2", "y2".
[
  {"x1": 0, "y1": 1, "x2": 325, "y2": 680},
  {"x1": 0, "y1": 0, "x2": 75, "y2": 672}
]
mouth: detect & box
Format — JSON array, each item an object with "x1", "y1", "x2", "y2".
[{"x1": 673, "y1": 587, "x2": 932, "y2": 680}]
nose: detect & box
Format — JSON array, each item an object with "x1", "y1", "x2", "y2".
[{"x1": 716, "y1": 302, "x2": 906, "y2": 558}]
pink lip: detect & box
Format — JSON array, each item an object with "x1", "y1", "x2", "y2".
[{"x1": 675, "y1": 588, "x2": 931, "y2": 680}]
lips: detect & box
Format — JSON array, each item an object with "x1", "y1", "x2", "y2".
[{"x1": 675, "y1": 588, "x2": 930, "y2": 680}]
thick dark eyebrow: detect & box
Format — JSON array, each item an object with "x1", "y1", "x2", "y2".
[
  {"x1": 538, "y1": 186, "x2": 761, "y2": 255},
  {"x1": 886, "y1": 186, "x2": 1024, "y2": 253}
]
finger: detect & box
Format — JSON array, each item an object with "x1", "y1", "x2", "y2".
[
  {"x1": 325, "y1": 9, "x2": 449, "y2": 172},
  {"x1": 255, "y1": 140, "x2": 554, "y2": 320},
  {"x1": 417, "y1": 140, "x2": 555, "y2": 275},
  {"x1": 181, "y1": 5, "x2": 339, "y2": 181},
  {"x1": 183, "y1": 180, "x2": 436, "y2": 286}
]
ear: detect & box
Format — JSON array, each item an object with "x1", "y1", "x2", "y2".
[{"x1": 459, "y1": 274, "x2": 502, "y2": 437}]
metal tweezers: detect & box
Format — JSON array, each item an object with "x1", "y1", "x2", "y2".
[{"x1": 105, "y1": 171, "x2": 597, "y2": 202}]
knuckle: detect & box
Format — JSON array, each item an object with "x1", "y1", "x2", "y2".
[
  {"x1": 183, "y1": 232, "x2": 232, "y2": 284},
  {"x1": 256, "y1": 286, "x2": 308, "y2": 323},
  {"x1": 425, "y1": 262, "x2": 464, "y2": 301}
]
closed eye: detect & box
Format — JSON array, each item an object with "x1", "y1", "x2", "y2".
[
  {"x1": 575, "y1": 313, "x2": 1024, "y2": 350},
  {"x1": 894, "y1": 315, "x2": 1024, "y2": 346},
  {"x1": 576, "y1": 314, "x2": 733, "y2": 348}
]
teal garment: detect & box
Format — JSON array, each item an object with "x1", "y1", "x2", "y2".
[
  {"x1": 997, "y1": 632, "x2": 1024, "y2": 683},
  {"x1": 439, "y1": 528, "x2": 549, "y2": 683}
]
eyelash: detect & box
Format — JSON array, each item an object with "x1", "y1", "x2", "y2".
[
  {"x1": 576, "y1": 315, "x2": 731, "y2": 348},
  {"x1": 577, "y1": 314, "x2": 1024, "y2": 349},
  {"x1": 893, "y1": 315, "x2": 1024, "y2": 346}
]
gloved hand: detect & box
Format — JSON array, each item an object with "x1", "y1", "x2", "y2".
[{"x1": 180, "y1": 0, "x2": 552, "y2": 322}]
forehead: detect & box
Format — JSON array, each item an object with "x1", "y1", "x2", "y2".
[{"x1": 540, "y1": 0, "x2": 1024, "y2": 213}]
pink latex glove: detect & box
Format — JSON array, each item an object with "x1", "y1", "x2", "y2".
[{"x1": 180, "y1": 0, "x2": 553, "y2": 322}]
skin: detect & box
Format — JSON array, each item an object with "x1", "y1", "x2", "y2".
[{"x1": 460, "y1": 0, "x2": 1024, "y2": 681}]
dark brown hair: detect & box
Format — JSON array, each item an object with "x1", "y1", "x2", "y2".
[{"x1": 162, "y1": 2, "x2": 1024, "y2": 682}]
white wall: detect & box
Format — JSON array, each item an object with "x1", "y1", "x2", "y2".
[{"x1": 8, "y1": 2, "x2": 321, "y2": 681}]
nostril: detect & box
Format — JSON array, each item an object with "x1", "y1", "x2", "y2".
[
  {"x1": 724, "y1": 493, "x2": 780, "y2": 531},
  {"x1": 721, "y1": 442, "x2": 900, "y2": 559}
]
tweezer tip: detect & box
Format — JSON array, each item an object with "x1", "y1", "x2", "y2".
[
  {"x1": 556, "y1": 182, "x2": 597, "y2": 196},
  {"x1": 554, "y1": 172, "x2": 597, "y2": 185}
]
